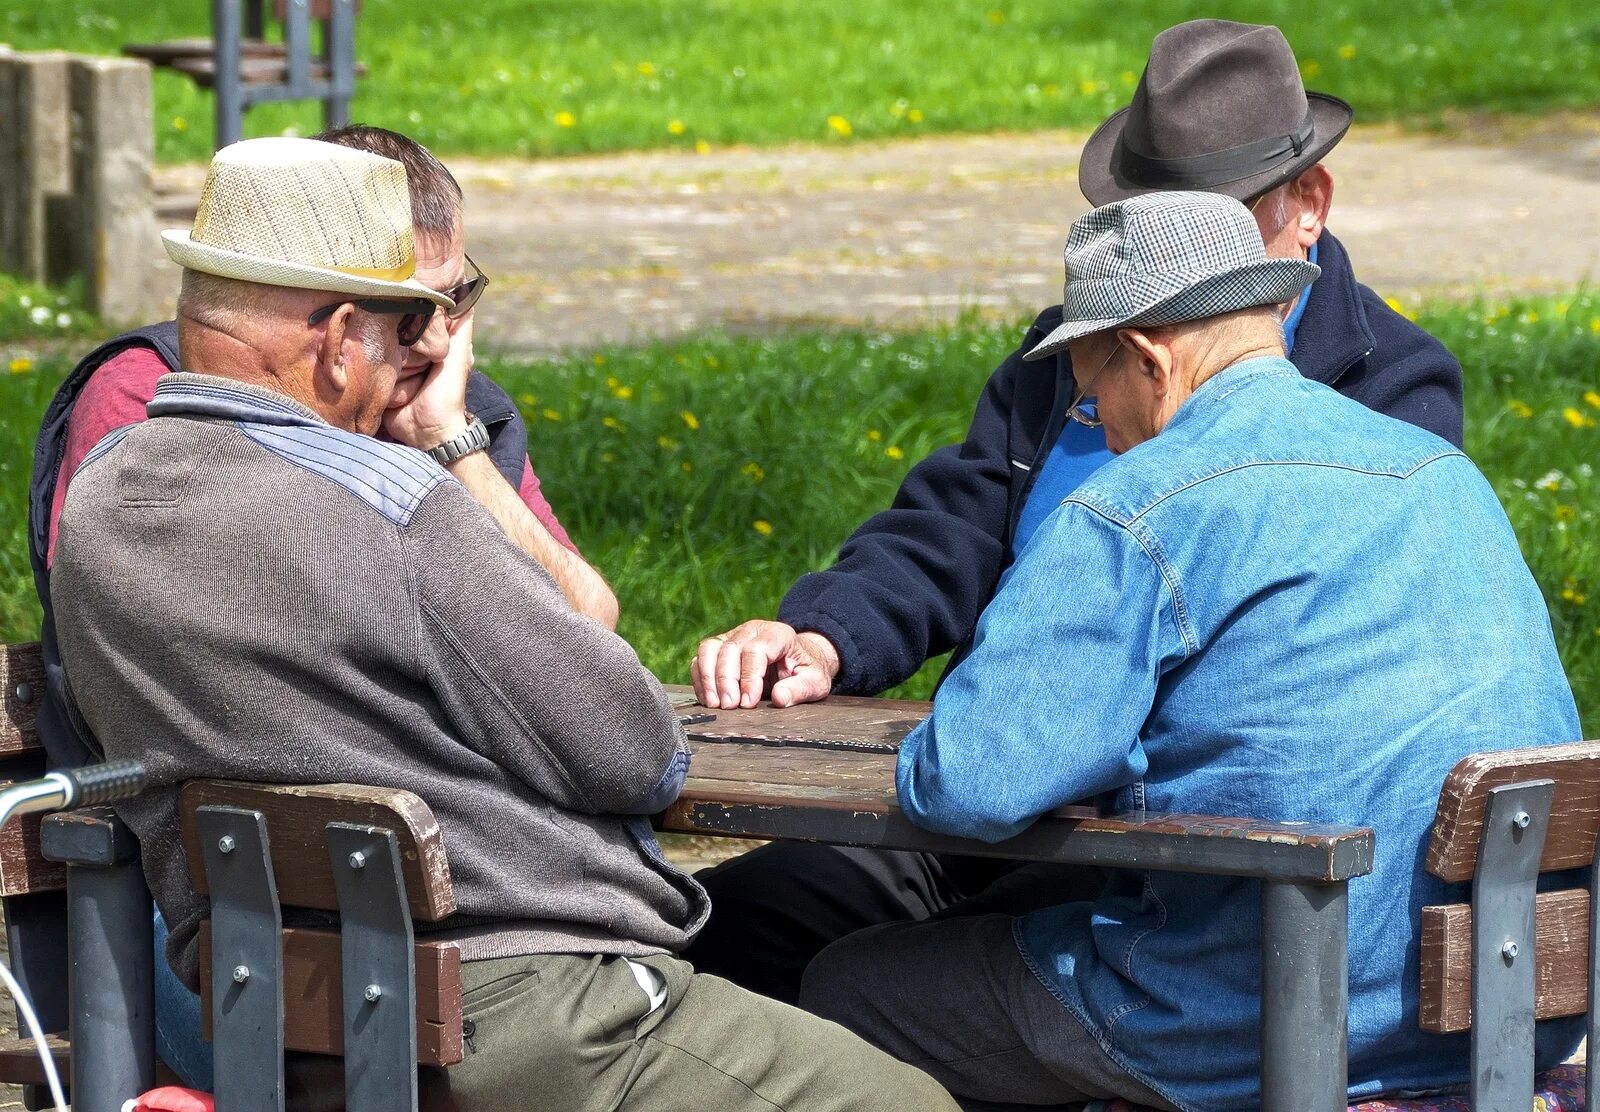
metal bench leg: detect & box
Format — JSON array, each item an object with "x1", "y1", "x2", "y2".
[
  {"x1": 199, "y1": 805, "x2": 285, "y2": 1112},
  {"x1": 212, "y1": 0, "x2": 244, "y2": 147},
  {"x1": 42, "y1": 810, "x2": 155, "y2": 1112},
  {"x1": 327, "y1": 823, "x2": 418, "y2": 1112},
  {"x1": 1470, "y1": 780, "x2": 1552, "y2": 1112},
  {"x1": 1260, "y1": 878, "x2": 1348, "y2": 1112}
]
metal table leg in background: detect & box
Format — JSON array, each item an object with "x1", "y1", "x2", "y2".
[
  {"x1": 1260, "y1": 878, "x2": 1349, "y2": 1112},
  {"x1": 212, "y1": 0, "x2": 244, "y2": 147}
]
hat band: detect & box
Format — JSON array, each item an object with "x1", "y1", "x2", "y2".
[
  {"x1": 1118, "y1": 107, "x2": 1314, "y2": 190},
  {"x1": 326, "y1": 260, "x2": 416, "y2": 282}
]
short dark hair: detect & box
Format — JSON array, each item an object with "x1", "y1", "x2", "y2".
[{"x1": 312, "y1": 124, "x2": 462, "y2": 239}]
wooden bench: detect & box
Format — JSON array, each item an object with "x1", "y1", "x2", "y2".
[
  {"x1": 0, "y1": 641, "x2": 464, "y2": 1111},
  {"x1": 123, "y1": 0, "x2": 361, "y2": 148}
]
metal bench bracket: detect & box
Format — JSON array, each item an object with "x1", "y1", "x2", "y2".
[
  {"x1": 326, "y1": 822, "x2": 417, "y2": 1112},
  {"x1": 1470, "y1": 779, "x2": 1553, "y2": 1112},
  {"x1": 198, "y1": 805, "x2": 285, "y2": 1112}
]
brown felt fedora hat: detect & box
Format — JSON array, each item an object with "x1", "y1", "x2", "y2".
[{"x1": 1079, "y1": 20, "x2": 1353, "y2": 206}]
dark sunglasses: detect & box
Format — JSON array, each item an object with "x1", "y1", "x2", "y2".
[
  {"x1": 441, "y1": 253, "x2": 489, "y2": 319},
  {"x1": 307, "y1": 298, "x2": 437, "y2": 346}
]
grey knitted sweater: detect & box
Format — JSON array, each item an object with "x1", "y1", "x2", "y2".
[{"x1": 51, "y1": 373, "x2": 707, "y2": 988}]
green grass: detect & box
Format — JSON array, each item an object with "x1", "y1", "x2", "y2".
[
  {"x1": 4, "y1": 0, "x2": 1598, "y2": 163},
  {"x1": 3, "y1": 291, "x2": 1598, "y2": 725}
]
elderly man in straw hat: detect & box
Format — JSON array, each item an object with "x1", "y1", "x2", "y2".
[
  {"x1": 49, "y1": 137, "x2": 960, "y2": 1112},
  {"x1": 792, "y1": 192, "x2": 1583, "y2": 1110}
]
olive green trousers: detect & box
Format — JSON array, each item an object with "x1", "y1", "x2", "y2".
[{"x1": 286, "y1": 950, "x2": 959, "y2": 1112}]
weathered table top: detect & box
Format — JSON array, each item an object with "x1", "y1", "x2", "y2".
[{"x1": 658, "y1": 686, "x2": 1374, "y2": 883}]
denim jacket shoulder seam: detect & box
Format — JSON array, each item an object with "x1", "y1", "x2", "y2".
[{"x1": 1063, "y1": 497, "x2": 1198, "y2": 656}]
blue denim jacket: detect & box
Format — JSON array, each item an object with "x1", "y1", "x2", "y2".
[{"x1": 897, "y1": 357, "x2": 1583, "y2": 1112}]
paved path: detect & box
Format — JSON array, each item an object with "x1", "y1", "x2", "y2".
[{"x1": 149, "y1": 115, "x2": 1600, "y2": 356}]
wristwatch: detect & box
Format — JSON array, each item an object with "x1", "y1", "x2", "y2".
[{"x1": 427, "y1": 414, "x2": 490, "y2": 466}]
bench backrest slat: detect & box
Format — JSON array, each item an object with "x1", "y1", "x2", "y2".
[
  {"x1": 1425, "y1": 741, "x2": 1600, "y2": 883},
  {"x1": 0, "y1": 642, "x2": 45, "y2": 757},
  {"x1": 179, "y1": 781, "x2": 455, "y2": 922},
  {"x1": 197, "y1": 923, "x2": 464, "y2": 1067}
]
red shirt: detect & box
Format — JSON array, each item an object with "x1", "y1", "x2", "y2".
[{"x1": 47, "y1": 348, "x2": 577, "y2": 565}]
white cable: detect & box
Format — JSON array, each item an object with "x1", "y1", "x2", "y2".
[{"x1": 0, "y1": 956, "x2": 68, "y2": 1112}]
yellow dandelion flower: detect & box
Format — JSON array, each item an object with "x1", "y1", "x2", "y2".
[
  {"x1": 986, "y1": 9, "x2": 1005, "y2": 24},
  {"x1": 173, "y1": 116, "x2": 189, "y2": 132},
  {"x1": 518, "y1": 392, "x2": 536, "y2": 406},
  {"x1": 1078, "y1": 79, "x2": 1099, "y2": 96},
  {"x1": 602, "y1": 416, "x2": 624, "y2": 431},
  {"x1": 8, "y1": 356, "x2": 33, "y2": 374},
  {"x1": 1583, "y1": 390, "x2": 1600, "y2": 410},
  {"x1": 606, "y1": 375, "x2": 620, "y2": 388},
  {"x1": 612, "y1": 385, "x2": 634, "y2": 400},
  {"x1": 1302, "y1": 59, "x2": 1322, "y2": 79},
  {"x1": 1338, "y1": 44, "x2": 1357, "y2": 60},
  {"x1": 542, "y1": 407, "x2": 562, "y2": 421},
  {"x1": 1508, "y1": 400, "x2": 1534, "y2": 418},
  {"x1": 1520, "y1": 311, "x2": 1539, "y2": 325},
  {"x1": 1120, "y1": 70, "x2": 1136, "y2": 85},
  {"x1": 1383, "y1": 296, "x2": 1416, "y2": 321},
  {"x1": 554, "y1": 111, "x2": 577, "y2": 128},
  {"x1": 695, "y1": 139, "x2": 711, "y2": 155},
  {"x1": 907, "y1": 108, "x2": 924, "y2": 123},
  {"x1": 742, "y1": 462, "x2": 766, "y2": 483},
  {"x1": 1562, "y1": 407, "x2": 1595, "y2": 429},
  {"x1": 752, "y1": 519, "x2": 774, "y2": 536},
  {"x1": 1556, "y1": 506, "x2": 1578, "y2": 523},
  {"x1": 657, "y1": 435, "x2": 678, "y2": 450},
  {"x1": 601, "y1": 451, "x2": 616, "y2": 464},
  {"x1": 1590, "y1": 318, "x2": 1600, "y2": 335},
  {"x1": 593, "y1": 354, "x2": 607, "y2": 366},
  {"x1": 667, "y1": 119, "x2": 686, "y2": 136},
  {"x1": 866, "y1": 429, "x2": 883, "y2": 441},
  {"x1": 885, "y1": 445, "x2": 905, "y2": 460},
  {"x1": 826, "y1": 115, "x2": 853, "y2": 138},
  {"x1": 638, "y1": 61, "x2": 656, "y2": 77},
  {"x1": 705, "y1": 355, "x2": 720, "y2": 369},
  {"x1": 680, "y1": 410, "x2": 700, "y2": 430},
  {"x1": 681, "y1": 460, "x2": 694, "y2": 474}
]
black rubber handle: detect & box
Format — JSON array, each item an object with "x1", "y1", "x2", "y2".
[{"x1": 61, "y1": 761, "x2": 146, "y2": 807}]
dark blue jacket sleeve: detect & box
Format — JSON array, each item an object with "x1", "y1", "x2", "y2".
[{"x1": 777, "y1": 320, "x2": 1049, "y2": 696}]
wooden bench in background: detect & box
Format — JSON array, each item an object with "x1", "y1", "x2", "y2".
[{"x1": 124, "y1": 0, "x2": 362, "y2": 148}]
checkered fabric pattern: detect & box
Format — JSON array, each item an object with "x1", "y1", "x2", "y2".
[{"x1": 1024, "y1": 190, "x2": 1320, "y2": 361}]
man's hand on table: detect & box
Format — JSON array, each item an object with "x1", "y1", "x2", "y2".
[{"x1": 692, "y1": 621, "x2": 841, "y2": 709}]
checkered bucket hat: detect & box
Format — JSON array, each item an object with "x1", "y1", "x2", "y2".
[{"x1": 1025, "y1": 190, "x2": 1319, "y2": 362}]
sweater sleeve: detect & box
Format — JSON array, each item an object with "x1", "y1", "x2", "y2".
[
  {"x1": 403, "y1": 480, "x2": 686, "y2": 815},
  {"x1": 777, "y1": 318, "x2": 1053, "y2": 696}
]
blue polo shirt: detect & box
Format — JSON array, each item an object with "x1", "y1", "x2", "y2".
[{"x1": 1010, "y1": 243, "x2": 1319, "y2": 557}]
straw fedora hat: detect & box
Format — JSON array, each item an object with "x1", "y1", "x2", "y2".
[
  {"x1": 1078, "y1": 20, "x2": 1352, "y2": 206},
  {"x1": 1025, "y1": 191, "x2": 1319, "y2": 362},
  {"x1": 162, "y1": 137, "x2": 454, "y2": 310}
]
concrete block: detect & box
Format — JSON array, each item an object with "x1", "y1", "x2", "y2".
[
  {"x1": 0, "y1": 51, "x2": 72, "y2": 281},
  {"x1": 68, "y1": 56, "x2": 157, "y2": 324}
]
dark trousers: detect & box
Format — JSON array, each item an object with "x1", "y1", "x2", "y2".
[{"x1": 684, "y1": 845, "x2": 1174, "y2": 1112}]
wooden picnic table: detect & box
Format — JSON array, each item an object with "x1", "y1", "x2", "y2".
[{"x1": 655, "y1": 685, "x2": 1374, "y2": 1112}]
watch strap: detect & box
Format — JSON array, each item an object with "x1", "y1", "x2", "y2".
[{"x1": 427, "y1": 415, "x2": 491, "y2": 465}]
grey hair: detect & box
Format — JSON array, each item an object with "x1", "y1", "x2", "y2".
[{"x1": 178, "y1": 269, "x2": 274, "y2": 327}]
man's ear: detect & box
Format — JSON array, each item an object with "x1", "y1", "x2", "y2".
[
  {"x1": 1120, "y1": 328, "x2": 1174, "y2": 396},
  {"x1": 1293, "y1": 163, "x2": 1334, "y2": 249},
  {"x1": 313, "y1": 302, "x2": 355, "y2": 404}
]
